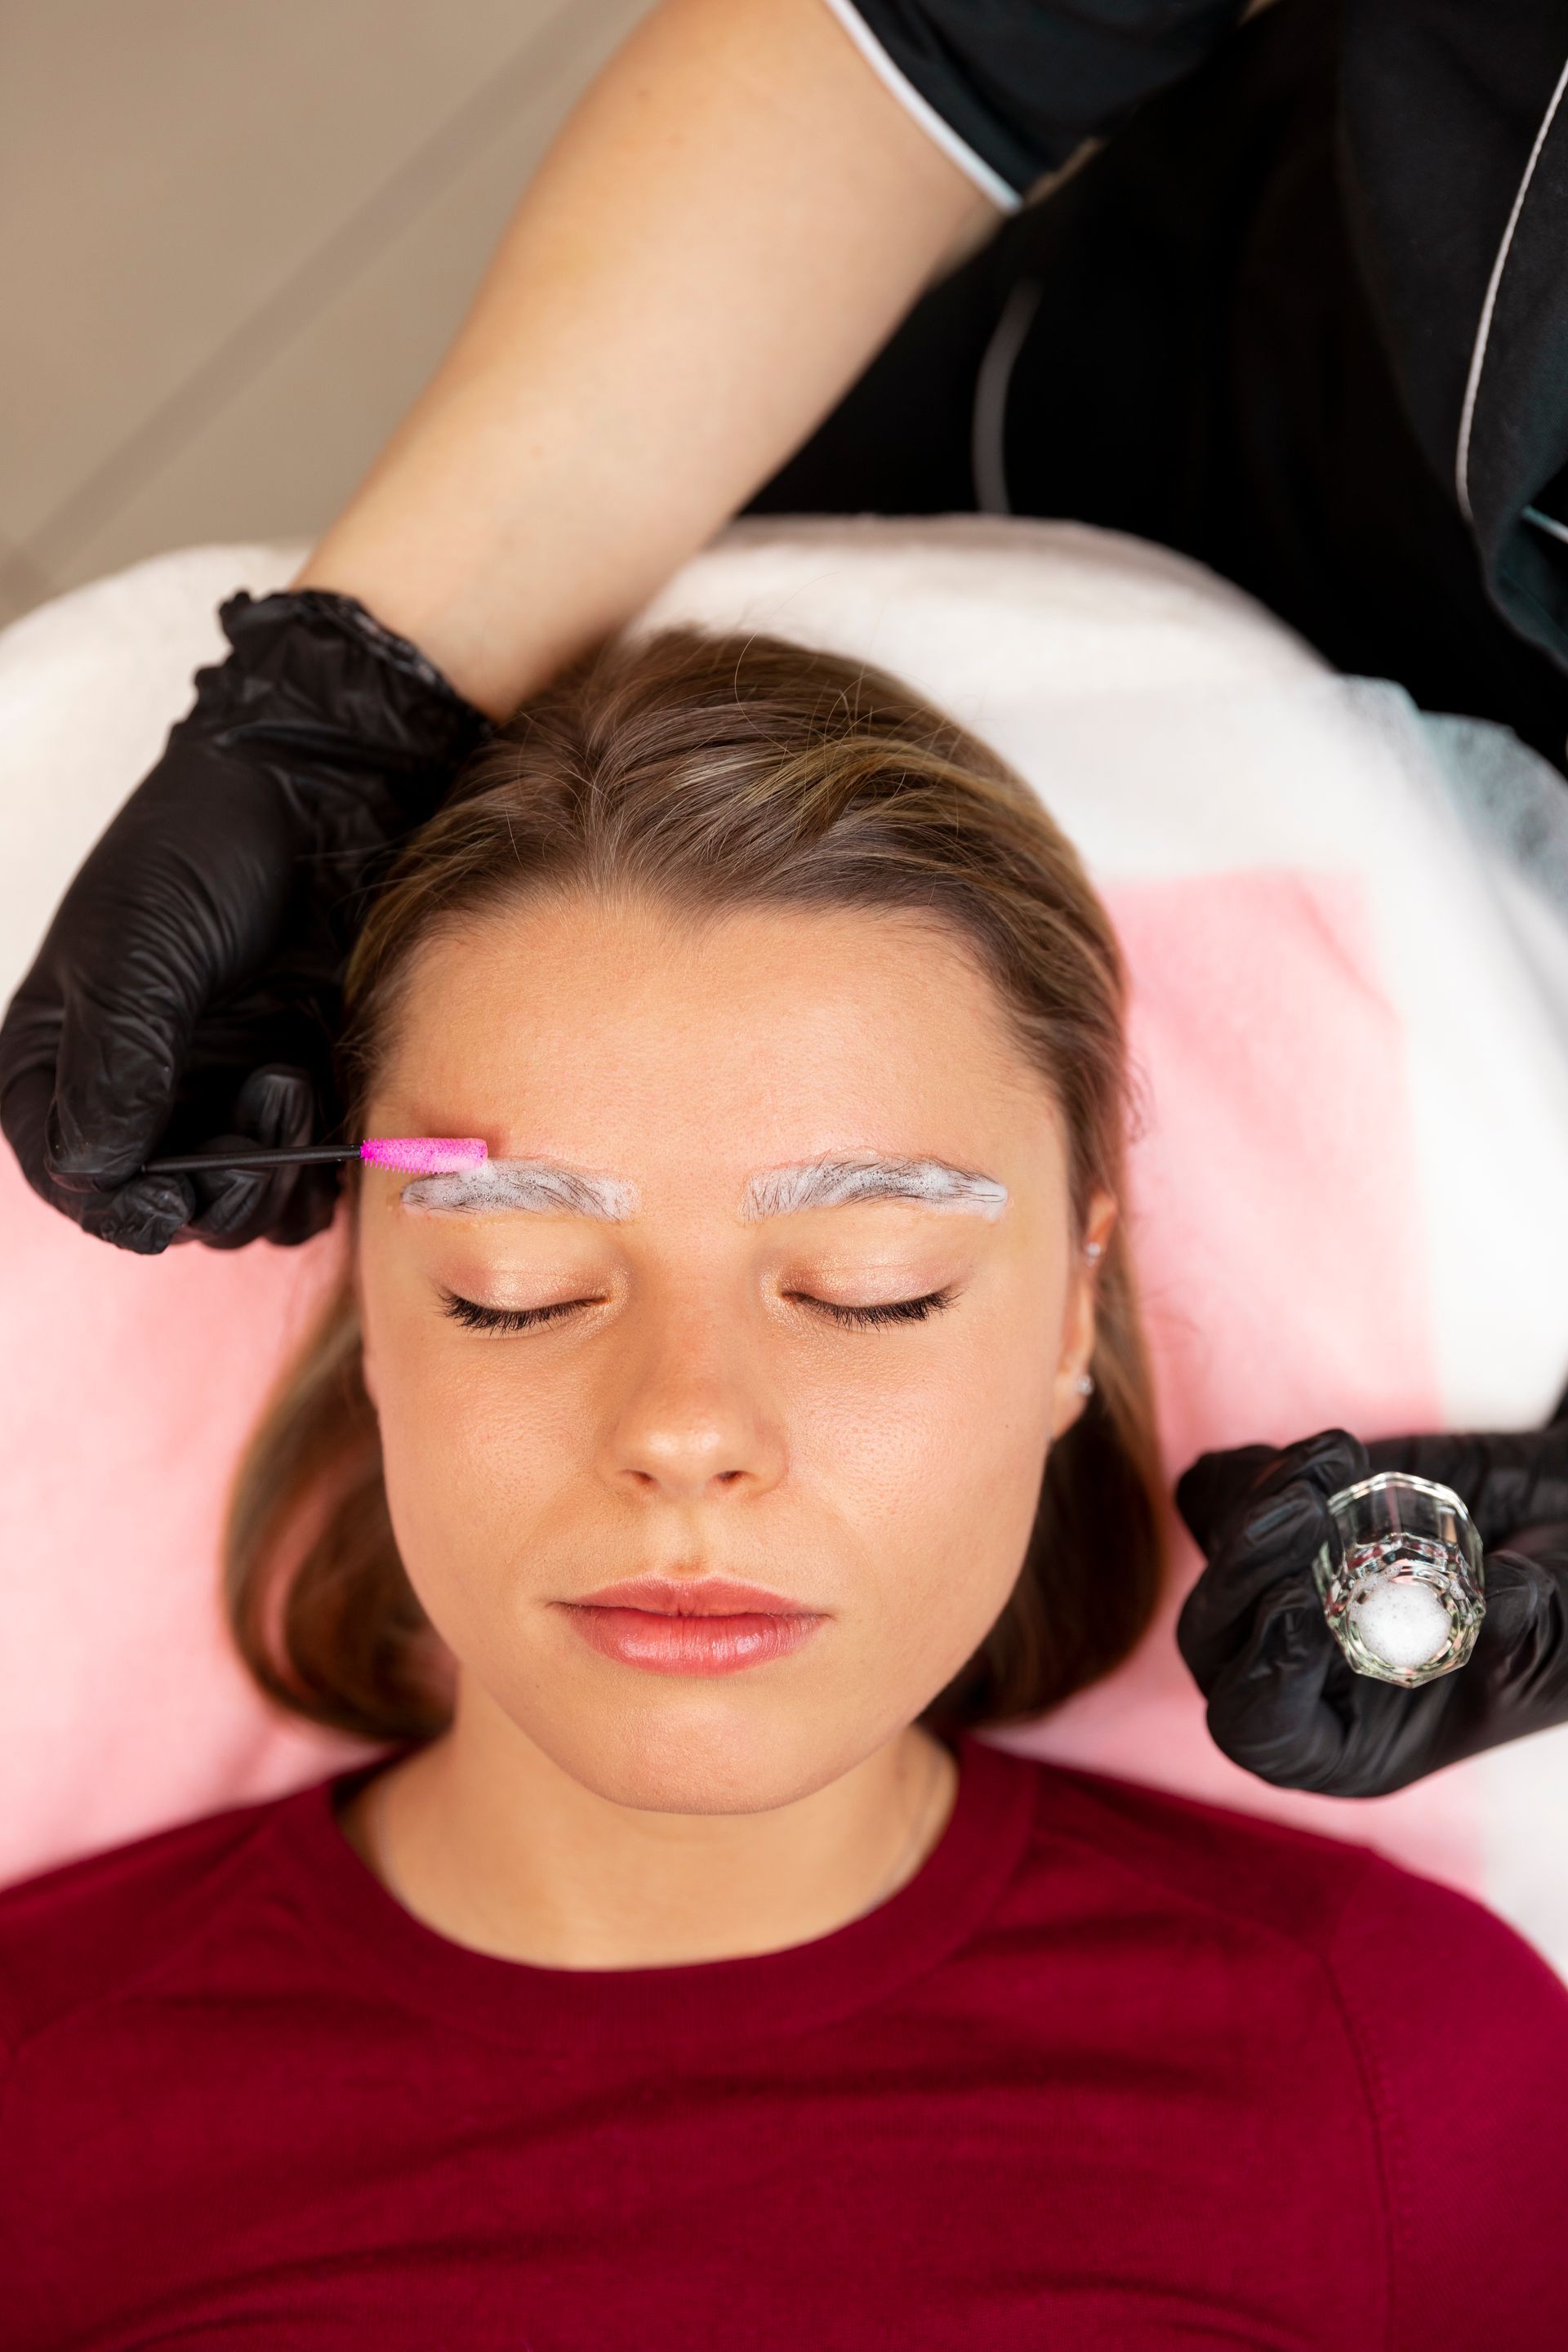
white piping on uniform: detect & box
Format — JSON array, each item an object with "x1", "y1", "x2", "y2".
[
  {"x1": 972, "y1": 278, "x2": 1043, "y2": 514},
  {"x1": 1455, "y1": 49, "x2": 1568, "y2": 523},
  {"x1": 818, "y1": 0, "x2": 1022, "y2": 214},
  {"x1": 1524, "y1": 503, "x2": 1568, "y2": 549}
]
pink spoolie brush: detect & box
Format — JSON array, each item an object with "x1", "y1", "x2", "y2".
[
  {"x1": 357, "y1": 1137, "x2": 488, "y2": 1176},
  {"x1": 145, "y1": 1137, "x2": 488, "y2": 1178}
]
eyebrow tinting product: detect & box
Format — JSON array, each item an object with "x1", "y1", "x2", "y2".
[
  {"x1": 143, "y1": 1138, "x2": 488, "y2": 1178},
  {"x1": 398, "y1": 1152, "x2": 1009, "y2": 1221},
  {"x1": 742, "y1": 1156, "x2": 1009, "y2": 1221},
  {"x1": 400, "y1": 1160, "x2": 636, "y2": 1218}
]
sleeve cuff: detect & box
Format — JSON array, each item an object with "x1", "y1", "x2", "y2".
[{"x1": 820, "y1": 0, "x2": 1024, "y2": 212}]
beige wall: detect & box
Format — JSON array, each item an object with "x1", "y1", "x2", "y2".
[{"x1": 0, "y1": 0, "x2": 652, "y2": 629}]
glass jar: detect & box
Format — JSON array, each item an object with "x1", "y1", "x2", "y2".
[{"x1": 1313, "y1": 1471, "x2": 1485, "y2": 1688}]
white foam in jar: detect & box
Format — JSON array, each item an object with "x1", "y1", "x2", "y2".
[{"x1": 1350, "y1": 1576, "x2": 1451, "y2": 1671}]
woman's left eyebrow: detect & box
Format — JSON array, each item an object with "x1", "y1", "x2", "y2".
[
  {"x1": 741, "y1": 1155, "x2": 1008, "y2": 1220},
  {"x1": 399, "y1": 1160, "x2": 636, "y2": 1218}
]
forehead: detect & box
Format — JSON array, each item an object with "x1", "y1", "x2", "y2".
[{"x1": 374, "y1": 893, "x2": 1062, "y2": 1194}]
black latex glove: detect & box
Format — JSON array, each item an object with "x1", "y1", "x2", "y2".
[
  {"x1": 1175, "y1": 1419, "x2": 1568, "y2": 1797},
  {"x1": 0, "y1": 590, "x2": 489, "y2": 1252}
]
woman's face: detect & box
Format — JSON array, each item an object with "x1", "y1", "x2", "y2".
[{"x1": 359, "y1": 891, "x2": 1110, "y2": 1814}]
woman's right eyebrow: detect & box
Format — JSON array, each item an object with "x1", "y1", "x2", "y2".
[{"x1": 399, "y1": 1160, "x2": 636, "y2": 1218}]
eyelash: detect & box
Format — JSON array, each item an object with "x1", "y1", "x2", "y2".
[
  {"x1": 796, "y1": 1289, "x2": 954, "y2": 1330},
  {"x1": 441, "y1": 1294, "x2": 590, "y2": 1334},
  {"x1": 439, "y1": 1287, "x2": 956, "y2": 1335}
]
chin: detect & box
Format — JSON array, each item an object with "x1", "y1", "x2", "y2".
[{"x1": 531, "y1": 1688, "x2": 874, "y2": 1818}]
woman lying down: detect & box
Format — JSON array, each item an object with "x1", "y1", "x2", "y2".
[{"x1": 2, "y1": 632, "x2": 1566, "y2": 2347}]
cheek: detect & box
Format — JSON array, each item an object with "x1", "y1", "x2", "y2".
[
  {"x1": 790, "y1": 1290, "x2": 1060, "y2": 1674},
  {"x1": 359, "y1": 1260, "x2": 586, "y2": 1640}
]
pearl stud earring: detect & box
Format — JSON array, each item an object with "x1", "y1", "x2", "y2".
[
  {"x1": 1075, "y1": 1372, "x2": 1095, "y2": 1396},
  {"x1": 1085, "y1": 1241, "x2": 1103, "y2": 1263}
]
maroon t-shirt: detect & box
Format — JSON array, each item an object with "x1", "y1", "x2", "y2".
[{"x1": 3, "y1": 1738, "x2": 1566, "y2": 2348}]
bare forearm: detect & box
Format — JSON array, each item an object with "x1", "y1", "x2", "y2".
[{"x1": 297, "y1": 0, "x2": 989, "y2": 717}]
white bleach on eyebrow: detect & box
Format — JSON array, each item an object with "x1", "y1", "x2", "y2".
[
  {"x1": 744, "y1": 1156, "x2": 1008, "y2": 1221},
  {"x1": 400, "y1": 1160, "x2": 636, "y2": 1219}
]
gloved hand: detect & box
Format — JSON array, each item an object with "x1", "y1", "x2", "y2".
[
  {"x1": 1175, "y1": 1419, "x2": 1568, "y2": 1796},
  {"x1": 0, "y1": 590, "x2": 488, "y2": 1252}
]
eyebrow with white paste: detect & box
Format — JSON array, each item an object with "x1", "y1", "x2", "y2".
[
  {"x1": 741, "y1": 1155, "x2": 1008, "y2": 1221},
  {"x1": 399, "y1": 1160, "x2": 637, "y2": 1219}
]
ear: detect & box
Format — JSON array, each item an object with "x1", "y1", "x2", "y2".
[{"x1": 1049, "y1": 1189, "x2": 1117, "y2": 1440}]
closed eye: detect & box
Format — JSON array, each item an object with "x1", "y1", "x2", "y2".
[
  {"x1": 442, "y1": 1286, "x2": 958, "y2": 1335},
  {"x1": 794, "y1": 1288, "x2": 956, "y2": 1330},
  {"x1": 441, "y1": 1290, "x2": 602, "y2": 1334}
]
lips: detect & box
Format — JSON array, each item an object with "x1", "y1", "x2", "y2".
[
  {"x1": 572, "y1": 1577, "x2": 816, "y2": 1618},
  {"x1": 558, "y1": 1577, "x2": 826, "y2": 1677}
]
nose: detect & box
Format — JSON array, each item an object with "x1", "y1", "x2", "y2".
[{"x1": 599, "y1": 1299, "x2": 786, "y2": 1505}]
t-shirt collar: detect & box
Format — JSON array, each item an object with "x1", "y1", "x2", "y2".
[{"x1": 270, "y1": 1735, "x2": 1037, "y2": 2058}]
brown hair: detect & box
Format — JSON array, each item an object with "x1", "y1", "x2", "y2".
[{"x1": 226, "y1": 628, "x2": 1164, "y2": 1741}]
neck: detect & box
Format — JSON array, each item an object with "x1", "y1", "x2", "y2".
[{"x1": 343, "y1": 1683, "x2": 959, "y2": 1971}]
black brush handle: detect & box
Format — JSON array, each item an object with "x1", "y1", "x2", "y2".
[{"x1": 144, "y1": 1144, "x2": 360, "y2": 1175}]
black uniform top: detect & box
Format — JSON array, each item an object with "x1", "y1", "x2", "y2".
[{"x1": 835, "y1": 0, "x2": 1568, "y2": 673}]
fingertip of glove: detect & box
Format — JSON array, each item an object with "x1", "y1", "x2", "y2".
[
  {"x1": 184, "y1": 1169, "x2": 269, "y2": 1246},
  {"x1": 1245, "y1": 1570, "x2": 1327, "y2": 1666},
  {"x1": 1175, "y1": 1446, "x2": 1276, "y2": 1544},
  {"x1": 1237, "y1": 1479, "x2": 1326, "y2": 1554},
  {"x1": 1289, "y1": 1428, "x2": 1370, "y2": 1492},
  {"x1": 1200, "y1": 1575, "x2": 1339, "y2": 1784},
  {"x1": 1174, "y1": 1432, "x2": 1360, "y2": 1548},
  {"x1": 1226, "y1": 1431, "x2": 1369, "y2": 1548},
  {"x1": 1475, "y1": 1543, "x2": 1561, "y2": 1647},
  {"x1": 82, "y1": 1174, "x2": 194, "y2": 1255},
  {"x1": 42, "y1": 1098, "x2": 154, "y2": 1196},
  {"x1": 233, "y1": 1062, "x2": 316, "y2": 1147}
]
